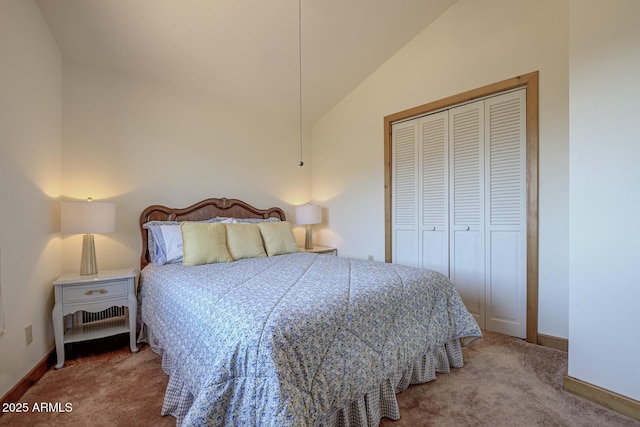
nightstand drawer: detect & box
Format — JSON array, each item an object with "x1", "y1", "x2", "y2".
[{"x1": 63, "y1": 280, "x2": 128, "y2": 303}]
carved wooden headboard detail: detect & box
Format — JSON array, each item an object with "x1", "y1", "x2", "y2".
[{"x1": 139, "y1": 197, "x2": 287, "y2": 268}]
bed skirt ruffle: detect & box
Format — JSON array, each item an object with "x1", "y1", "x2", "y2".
[
  {"x1": 323, "y1": 340, "x2": 464, "y2": 426},
  {"x1": 139, "y1": 322, "x2": 471, "y2": 427}
]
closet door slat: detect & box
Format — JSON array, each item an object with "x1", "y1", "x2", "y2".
[
  {"x1": 419, "y1": 111, "x2": 449, "y2": 275},
  {"x1": 449, "y1": 101, "x2": 485, "y2": 328},
  {"x1": 392, "y1": 120, "x2": 419, "y2": 267},
  {"x1": 485, "y1": 89, "x2": 527, "y2": 338}
]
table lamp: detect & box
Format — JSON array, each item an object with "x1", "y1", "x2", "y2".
[
  {"x1": 295, "y1": 204, "x2": 322, "y2": 250},
  {"x1": 61, "y1": 199, "x2": 116, "y2": 275}
]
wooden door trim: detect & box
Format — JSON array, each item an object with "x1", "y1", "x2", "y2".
[{"x1": 384, "y1": 71, "x2": 539, "y2": 343}]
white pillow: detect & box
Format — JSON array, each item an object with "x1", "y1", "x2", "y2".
[
  {"x1": 159, "y1": 225, "x2": 183, "y2": 264},
  {"x1": 148, "y1": 225, "x2": 183, "y2": 265}
]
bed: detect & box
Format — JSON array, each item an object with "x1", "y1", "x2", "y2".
[{"x1": 137, "y1": 197, "x2": 481, "y2": 426}]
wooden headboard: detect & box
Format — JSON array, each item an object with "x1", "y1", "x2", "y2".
[{"x1": 139, "y1": 197, "x2": 286, "y2": 268}]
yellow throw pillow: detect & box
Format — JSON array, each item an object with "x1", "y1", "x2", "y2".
[
  {"x1": 225, "y1": 223, "x2": 267, "y2": 260},
  {"x1": 181, "y1": 222, "x2": 232, "y2": 266},
  {"x1": 257, "y1": 221, "x2": 299, "y2": 256}
]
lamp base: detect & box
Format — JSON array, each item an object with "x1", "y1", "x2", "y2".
[
  {"x1": 80, "y1": 234, "x2": 98, "y2": 275},
  {"x1": 304, "y1": 225, "x2": 314, "y2": 250}
]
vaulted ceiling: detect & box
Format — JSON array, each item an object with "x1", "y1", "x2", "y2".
[{"x1": 37, "y1": 0, "x2": 457, "y2": 123}]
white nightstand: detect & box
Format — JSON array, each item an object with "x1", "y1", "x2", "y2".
[
  {"x1": 52, "y1": 268, "x2": 139, "y2": 369},
  {"x1": 298, "y1": 246, "x2": 338, "y2": 256}
]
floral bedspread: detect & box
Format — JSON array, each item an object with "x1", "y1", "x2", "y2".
[{"x1": 139, "y1": 252, "x2": 481, "y2": 426}]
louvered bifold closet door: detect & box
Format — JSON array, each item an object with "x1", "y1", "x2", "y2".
[
  {"x1": 392, "y1": 120, "x2": 420, "y2": 267},
  {"x1": 484, "y1": 89, "x2": 526, "y2": 338},
  {"x1": 449, "y1": 102, "x2": 485, "y2": 328},
  {"x1": 419, "y1": 112, "x2": 449, "y2": 276}
]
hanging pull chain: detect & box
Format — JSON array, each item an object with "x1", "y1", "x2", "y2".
[{"x1": 298, "y1": 0, "x2": 304, "y2": 167}]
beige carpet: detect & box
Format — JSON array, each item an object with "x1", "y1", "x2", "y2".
[
  {"x1": 380, "y1": 331, "x2": 639, "y2": 427},
  {"x1": 1, "y1": 332, "x2": 638, "y2": 426}
]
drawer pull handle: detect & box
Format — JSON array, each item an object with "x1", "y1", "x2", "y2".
[{"x1": 85, "y1": 289, "x2": 108, "y2": 296}]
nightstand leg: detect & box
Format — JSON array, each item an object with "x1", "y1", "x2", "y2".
[
  {"x1": 128, "y1": 293, "x2": 138, "y2": 353},
  {"x1": 52, "y1": 302, "x2": 65, "y2": 369}
]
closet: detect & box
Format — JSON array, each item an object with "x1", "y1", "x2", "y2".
[{"x1": 391, "y1": 89, "x2": 526, "y2": 338}]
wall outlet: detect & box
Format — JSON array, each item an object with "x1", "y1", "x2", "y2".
[
  {"x1": 25, "y1": 324, "x2": 33, "y2": 346},
  {"x1": 368, "y1": 255, "x2": 374, "y2": 261}
]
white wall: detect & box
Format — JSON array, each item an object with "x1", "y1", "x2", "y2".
[
  {"x1": 0, "y1": 0, "x2": 62, "y2": 398},
  {"x1": 311, "y1": 0, "x2": 570, "y2": 338},
  {"x1": 568, "y1": 0, "x2": 640, "y2": 401},
  {"x1": 62, "y1": 62, "x2": 312, "y2": 272}
]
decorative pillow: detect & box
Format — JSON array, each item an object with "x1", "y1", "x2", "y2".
[
  {"x1": 225, "y1": 223, "x2": 267, "y2": 260},
  {"x1": 147, "y1": 225, "x2": 183, "y2": 265},
  {"x1": 181, "y1": 222, "x2": 233, "y2": 266},
  {"x1": 257, "y1": 221, "x2": 299, "y2": 256}
]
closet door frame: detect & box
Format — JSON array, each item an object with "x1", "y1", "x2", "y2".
[{"x1": 384, "y1": 71, "x2": 539, "y2": 344}]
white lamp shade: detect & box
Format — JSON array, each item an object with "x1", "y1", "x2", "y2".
[
  {"x1": 61, "y1": 201, "x2": 116, "y2": 234},
  {"x1": 296, "y1": 204, "x2": 322, "y2": 225}
]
